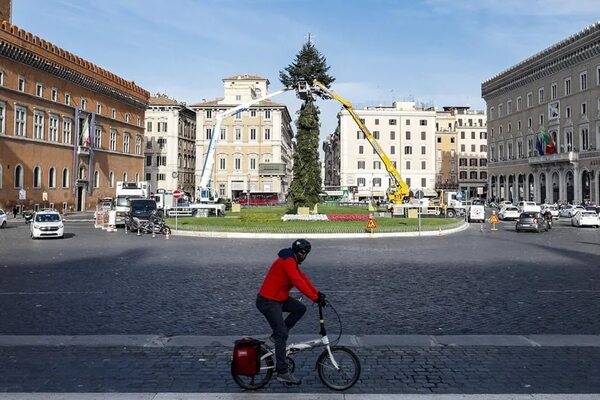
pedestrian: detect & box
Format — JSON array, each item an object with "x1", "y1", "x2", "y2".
[
  {"x1": 12, "y1": 205, "x2": 18, "y2": 219},
  {"x1": 255, "y1": 239, "x2": 327, "y2": 385}
]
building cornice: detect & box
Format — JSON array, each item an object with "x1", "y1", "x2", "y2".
[
  {"x1": 0, "y1": 21, "x2": 149, "y2": 109},
  {"x1": 482, "y1": 21, "x2": 600, "y2": 99}
]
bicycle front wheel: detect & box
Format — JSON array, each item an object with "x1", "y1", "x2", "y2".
[
  {"x1": 316, "y1": 346, "x2": 360, "y2": 391},
  {"x1": 231, "y1": 345, "x2": 274, "y2": 390}
]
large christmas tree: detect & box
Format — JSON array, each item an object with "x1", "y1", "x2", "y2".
[{"x1": 280, "y1": 39, "x2": 334, "y2": 208}]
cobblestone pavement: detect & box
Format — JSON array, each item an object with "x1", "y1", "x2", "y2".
[
  {"x1": 1, "y1": 218, "x2": 599, "y2": 393},
  {"x1": 1, "y1": 344, "x2": 600, "y2": 394}
]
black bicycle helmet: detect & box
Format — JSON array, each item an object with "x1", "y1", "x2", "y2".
[{"x1": 292, "y1": 239, "x2": 311, "y2": 262}]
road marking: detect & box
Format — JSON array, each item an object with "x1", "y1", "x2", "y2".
[
  {"x1": 537, "y1": 290, "x2": 600, "y2": 293},
  {"x1": 0, "y1": 334, "x2": 599, "y2": 348},
  {"x1": 0, "y1": 291, "x2": 104, "y2": 295}
]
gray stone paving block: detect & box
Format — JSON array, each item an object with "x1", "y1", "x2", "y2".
[
  {"x1": 436, "y1": 336, "x2": 534, "y2": 347},
  {"x1": 526, "y1": 335, "x2": 600, "y2": 347}
]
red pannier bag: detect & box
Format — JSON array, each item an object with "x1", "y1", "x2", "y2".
[{"x1": 232, "y1": 337, "x2": 261, "y2": 376}]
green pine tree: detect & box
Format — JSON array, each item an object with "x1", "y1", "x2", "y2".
[{"x1": 280, "y1": 39, "x2": 334, "y2": 209}]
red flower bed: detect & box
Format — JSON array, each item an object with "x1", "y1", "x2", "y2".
[{"x1": 326, "y1": 214, "x2": 370, "y2": 221}]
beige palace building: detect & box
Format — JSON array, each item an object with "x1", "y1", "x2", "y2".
[
  {"x1": 191, "y1": 74, "x2": 294, "y2": 201},
  {"x1": 0, "y1": 21, "x2": 149, "y2": 212},
  {"x1": 482, "y1": 22, "x2": 600, "y2": 204}
]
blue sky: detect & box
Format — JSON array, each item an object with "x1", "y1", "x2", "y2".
[{"x1": 15, "y1": 0, "x2": 600, "y2": 142}]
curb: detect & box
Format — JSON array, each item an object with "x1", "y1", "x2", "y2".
[{"x1": 170, "y1": 221, "x2": 469, "y2": 239}]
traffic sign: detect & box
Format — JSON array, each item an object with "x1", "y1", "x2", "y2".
[
  {"x1": 173, "y1": 189, "x2": 182, "y2": 199},
  {"x1": 366, "y1": 215, "x2": 377, "y2": 231}
]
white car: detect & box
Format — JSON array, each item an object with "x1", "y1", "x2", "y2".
[
  {"x1": 498, "y1": 201, "x2": 513, "y2": 209},
  {"x1": 498, "y1": 206, "x2": 520, "y2": 220},
  {"x1": 559, "y1": 205, "x2": 585, "y2": 218},
  {"x1": 571, "y1": 210, "x2": 600, "y2": 227},
  {"x1": 30, "y1": 210, "x2": 64, "y2": 239},
  {"x1": 541, "y1": 204, "x2": 560, "y2": 219},
  {"x1": 0, "y1": 208, "x2": 6, "y2": 228}
]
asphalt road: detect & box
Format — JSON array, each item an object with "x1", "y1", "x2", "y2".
[
  {"x1": 0, "y1": 216, "x2": 599, "y2": 336},
  {"x1": 1, "y1": 215, "x2": 600, "y2": 394}
]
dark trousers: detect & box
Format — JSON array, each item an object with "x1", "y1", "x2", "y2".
[{"x1": 256, "y1": 294, "x2": 306, "y2": 373}]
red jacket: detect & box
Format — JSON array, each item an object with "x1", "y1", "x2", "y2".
[{"x1": 258, "y1": 248, "x2": 319, "y2": 302}]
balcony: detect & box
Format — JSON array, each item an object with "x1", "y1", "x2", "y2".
[
  {"x1": 528, "y1": 151, "x2": 578, "y2": 165},
  {"x1": 77, "y1": 145, "x2": 90, "y2": 155},
  {"x1": 259, "y1": 163, "x2": 286, "y2": 176}
]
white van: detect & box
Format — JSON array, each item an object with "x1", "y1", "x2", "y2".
[
  {"x1": 466, "y1": 204, "x2": 485, "y2": 223},
  {"x1": 517, "y1": 201, "x2": 541, "y2": 213}
]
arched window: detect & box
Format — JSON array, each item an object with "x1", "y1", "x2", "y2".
[
  {"x1": 0, "y1": 164, "x2": 3, "y2": 189},
  {"x1": 48, "y1": 167, "x2": 56, "y2": 188},
  {"x1": 62, "y1": 168, "x2": 69, "y2": 188},
  {"x1": 33, "y1": 166, "x2": 41, "y2": 188},
  {"x1": 135, "y1": 136, "x2": 142, "y2": 155},
  {"x1": 123, "y1": 172, "x2": 128, "y2": 182},
  {"x1": 109, "y1": 171, "x2": 115, "y2": 188},
  {"x1": 93, "y1": 170, "x2": 99, "y2": 188},
  {"x1": 14, "y1": 164, "x2": 23, "y2": 188},
  {"x1": 79, "y1": 166, "x2": 86, "y2": 180}
]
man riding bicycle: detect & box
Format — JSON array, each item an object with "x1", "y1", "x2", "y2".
[{"x1": 256, "y1": 239, "x2": 327, "y2": 385}]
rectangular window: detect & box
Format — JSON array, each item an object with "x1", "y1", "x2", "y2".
[
  {"x1": 235, "y1": 128, "x2": 241, "y2": 141},
  {"x1": 49, "y1": 115, "x2": 58, "y2": 142},
  {"x1": 421, "y1": 161, "x2": 426, "y2": 170},
  {"x1": 146, "y1": 156, "x2": 152, "y2": 166},
  {"x1": 527, "y1": 92, "x2": 533, "y2": 108},
  {"x1": 206, "y1": 128, "x2": 212, "y2": 140},
  {"x1": 421, "y1": 178, "x2": 426, "y2": 187},
  {"x1": 566, "y1": 106, "x2": 571, "y2": 119},
  {"x1": 250, "y1": 158, "x2": 256, "y2": 170},
  {"x1": 358, "y1": 145, "x2": 364, "y2": 154},
  {"x1": 145, "y1": 173, "x2": 152, "y2": 181},
  {"x1": 94, "y1": 127, "x2": 102, "y2": 148},
  {"x1": 81, "y1": 98, "x2": 87, "y2": 110},
  {"x1": 582, "y1": 102, "x2": 587, "y2": 115},
  {"x1": 33, "y1": 111, "x2": 44, "y2": 140},
  {"x1": 373, "y1": 178, "x2": 381, "y2": 187},
  {"x1": 516, "y1": 97, "x2": 522, "y2": 111},
  {"x1": 123, "y1": 134, "x2": 130, "y2": 153},
  {"x1": 250, "y1": 128, "x2": 256, "y2": 140},
  {"x1": 581, "y1": 71, "x2": 588, "y2": 91},
  {"x1": 65, "y1": 93, "x2": 71, "y2": 106},
  {"x1": 147, "y1": 121, "x2": 152, "y2": 132},
  {"x1": 498, "y1": 104, "x2": 503, "y2": 117},
  {"x1": 156, "y1": 156, "x2": 167, "y2": 166},
  {"x1": 459, "y1": 158, "x2": 467, "y2": 167},
  {"x1": 480, "y1": 144, "x2": 487, "y2": 152},
  {"x1": 35, "y1": 83, "x2": 43, "y2": 97},
  {"x1": 0, "y1": 102, "x2": 4, "y2": 134},
  {"x1": 373, "y1": 131, "x2": 380, "y2": 139},
  {"x1": 406, "y1": 177, "x2": 411, "y2": 187},
  {"x1": 437, "y1": 137, "x2": 441, "y2": 143},
  {"x1": 450, "y1": 137, "x2": 455, "y2": 143},
  {"x1": 551, "y1": 83, "x2": 557, "y2": 100},
  {"x1": 421, "y1": 131, "x2": 426, "y2": 140},
  {"x1": 461, "y1": 131, "x2": 465, "y2": 139},
  {"x1": 390, "y1": 131, "x2": 395, "y2": 140},
  {"x1": 507, "y1": 100, "x2": 512, "y2": 114},
  {"x1": 357, "y1": 161, "x2": 365, "y2": 169},
  {"x1": 404, "y1": 146, "x2": 412, "y2": 155},
  {"x1": 565, "y1": 77, "x2": 571, "y2": 95},
  {"x1": 461, "y1": 144, "x2": 465, "y2": 152},
  {"x1": 374, "y1": 118, "x2": 379, "y2": 125},
  {"x1": 390, "y1": 145, "x2": 395, "y2": 154},
  {"x1": 205, "y1": 110, "x2": 212, "y2": 119},
  {"x1": 471, "y1": 144, "x2": 476, "y2": 152},
  {"x1": 250, "y1": 109, "x2": 256, "y2": 117},
  {"x1": 419, "y1": 120, "x2": 427, "y2": 126},
  {"x1": 219, "y1": 183, "x2": 226, "y2": 197},
  {"x1": 219, "y1": 158, "x2": 226, "y2": 170},
  {"x1": 471, "y1": 131, "x2": 476, "y2": 139},
  {"x1": 18, "y1": 76, "x2": 25, "y2": 92},
  {"x1": 109, "y1": 129, "x2": 116, "y2": 151},
  {"x1": 405, "y1": 131, "x2": 411, "y2": 140},
  {"x1": 63, "y1": 119, "x2": 71, "y2": 144},
  {"x1": 264, "y1": 128, "x2": 271, "y2": 140},
  {"x1": 373, "y1": 161, "x2": 381, "y2": 169},
  {"x1": 357, "y1": 177, "x2": 366, "y2": 187},
  {"x1": 234, "y1": 158, "x2": 241, "y2": 170},
  {"x1": 112, "y1": 108, "x2": 116, "y2": 119},
  {"x1": 265, "y1": 110, "x2": 271, "y2": 119},
  {"x1": 538, "y1": 87, "x2": 544, "y2": 104},
  {"x1": 421, "y1": 146, "x2": 426, "y2": 155},
  {"x1": 157, "y1": 173, "x2": 166, "y2": 181},
  {"x1": 234, "y1": 111, "x2": 242, "y2": 120},
  {"x1": 220, "y1": 128, "x2": 226, "y2": 140},
  {"x1": 389, "y1": 119, "x2": 396, "y2": 125},
  {"x1": 406, "y1": 161, "x2": 411, "y2": 170}
]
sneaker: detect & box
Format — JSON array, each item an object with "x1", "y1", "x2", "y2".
[{"x1": 276, "y1": 371, "x2": 301, "y2": 385}]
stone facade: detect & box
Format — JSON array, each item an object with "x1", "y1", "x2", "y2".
[
  {"x1": 0, "y1": 21, "x2": 149, "y2": 212},
  {"x1": 191, "y1": 74, "x2": 293, "y2": 201},
  {"x1": 482, "y1": 21, "x2": 600, "y2": 205},
  {"x1": 144, "y1": 94, "x2": 196, "y2": 197}
]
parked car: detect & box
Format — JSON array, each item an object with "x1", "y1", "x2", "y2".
[
  {"x1": 498, "y1": 206, "x2": 520, "y2": 220},
  {"x1": 516, "y1": 212, "x2": 549, "y2": 233},
  {"x1": 0, "y1": 209, "x2": 6, "y2": 228},
  {"x1": 559, "y1": 204, "x2": 585, "y2": 218},
  {"x1": 541, "y1": 204, "x2": 560, "y2": 219},
  {"x1": 30, "y1": 210, "x2": 64, "y2": 239},
  {"x1": 498, "y1": 201, "x2": 513, "y2": 208},
  {"x1": 571, "y1": 210, "x2": 600, "y2": 228}
]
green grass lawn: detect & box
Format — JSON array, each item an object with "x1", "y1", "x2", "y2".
[{"x1": 166, "y1": 205, "x2": 462, "y2": 233}]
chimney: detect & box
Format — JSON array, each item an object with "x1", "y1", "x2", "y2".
[{"x1": 0, "y1": 0, "x2": 11, "y2": 23}]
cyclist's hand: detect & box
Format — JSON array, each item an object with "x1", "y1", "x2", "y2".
[{"x1": 317, "y1": 291, "x2": 327, "y2": 308}]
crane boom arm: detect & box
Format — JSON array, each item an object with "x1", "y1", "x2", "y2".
[
  {"x1": 312, "y1": 80, "x2": 410, "y2": 203},
  {"x1": 198, "y1": 88, "x2": 291, "y2": 191}
]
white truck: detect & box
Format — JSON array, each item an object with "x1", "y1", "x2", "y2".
[
  {"x1": 465, "y1": 199, "x2": 486, "y2": 223},
  {"x1": 114, "y1": 181, "x2": 151, "y2": 226}
]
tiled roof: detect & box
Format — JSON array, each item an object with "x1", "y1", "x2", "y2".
[
  {"x1": 223, "y1": 74, "x2": 268, "y2": 82},
  {"x1": 149, "y1": 94, "x2": 181, "y2": 106}
]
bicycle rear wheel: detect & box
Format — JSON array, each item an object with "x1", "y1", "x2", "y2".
[
  {"x1": 231, "y1": 345, "x2": 274, "y2": 390},
  {"x1": 316, "y1": 346, "x2": 360, "y2": 391}
]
